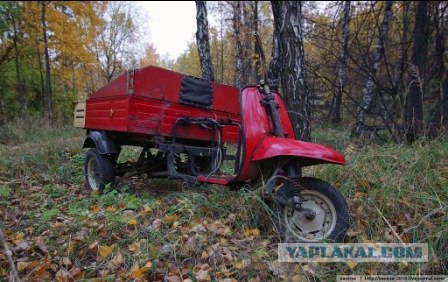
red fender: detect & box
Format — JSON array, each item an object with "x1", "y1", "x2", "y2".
[{"x1": 252, "y1": 137, "x2": 346, "y2": 166}]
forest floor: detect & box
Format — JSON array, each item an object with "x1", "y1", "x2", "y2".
[{"x1": 0, "y1": 119, "x2": 447, "y2": 281}]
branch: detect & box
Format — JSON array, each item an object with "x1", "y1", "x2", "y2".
[{"x1": 0, "y1": 224, "x2": 20, "y2": 281}]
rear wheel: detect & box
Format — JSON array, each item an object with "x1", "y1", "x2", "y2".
[
  {"x1": 85, "y1": 148, "x2": 115, "y2": 192},
  {"x1": 272, "y1": 177, "x2": 349, "y2": 242}
]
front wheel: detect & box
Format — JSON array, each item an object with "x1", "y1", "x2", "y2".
[
  {"x1": 272, "y1": 177, "x2": 350, "y2": 242},
  {"x1": 85, "y1": 148, "x2": 115, "y2": 192}
]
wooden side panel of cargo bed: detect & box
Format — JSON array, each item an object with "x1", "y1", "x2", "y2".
[{"x1": 85, "y1": 97, "x2": 129, "y2": 132}]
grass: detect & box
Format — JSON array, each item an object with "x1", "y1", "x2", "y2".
[{"x1": 0, "y1": 119, "x2": 446, "y2": 280}]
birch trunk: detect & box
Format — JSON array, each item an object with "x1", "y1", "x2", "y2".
[
  {"x1": 352, "y1": 1, "x2": 393, "y2": 137},
  {"x1": 195, "y1": 1, "x2": 215, "y2": 81}
]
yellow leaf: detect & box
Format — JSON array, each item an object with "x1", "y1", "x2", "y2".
[
  {"x1": 129, "y1": 242, "x2": 141, "y2": 253},
  {"x1": 243, "y1": 228, "x2": 260, "y2": 240},
  {"x1": 90, "y1": 205, "x2": 101, "y2": 213},
  {"x1": 17, "y1": 261, "x2": 29, "y2": 272},
  {"x1": 99, "y1": 245, "x2": 113, "y2": 258},
  {"x1": 347, "y1": 261, "x2": 358, "y2": 269},
  {"x1": 163, "y1": 214, "x2": 179, "y2": 224},
  {"x1": 131, "y1": 262, "x2": 149, "y2": 279},
  {"x1": 67, "y1": 241, "x2": 75, "y2": 254},
  {"x1": 17, "y1": 261, "x2": 40, "y2": 272},
  {"x1": 127, "y1": 218, "x2": 138, "y2": 226},
  {"x1": 139, "y1": 206, "x2": 152, "y2": 216},
  {"x1": 106, "y1": 206, "x2": 117, "y2": 212},
  {"x1": 13, "y1": 232, "x2": 25, "y2": 245},
  {"x1": 143, "y1": 261, "x2": 152, "y2": 269}
]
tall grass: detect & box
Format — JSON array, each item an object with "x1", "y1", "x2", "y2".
[{"x1": 1, "y1": 119, "x2": 446, "y2": 279}]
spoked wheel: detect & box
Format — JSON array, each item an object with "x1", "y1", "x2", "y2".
[
  {"x1": 85, "y1": 148, "x2": 115, "y2": 192},
  {"x1": 272, "y1": 177, "x2": 350, "y2": 242}
]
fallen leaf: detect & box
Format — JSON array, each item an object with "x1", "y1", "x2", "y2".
[
  {"x1": 12, "y1": 232, "x2": 25, "y2": 245},
  {"x1": 128, "y1": 217, "x2": 138, "y2": 226},
  {"x1": 99, "y1": 245, "x2": 113, "y2": 258},
  {"x1": 243, "y1": 228, "x2": 260, "y2": 240},
  {"x1": 201, "y1": 251, "x2": 209, "y2": 260},
  {"x1": 166, "y1": 275, "x2": 182, "y2": 282},
  {"x1": 36, "y1": 237, "x2": 48, "y2": 254},
  {"x1": 55, "y1": 268, "x2": 70, "y2": 282},
  {"x1": 223, "y1": 252, "x2": 233, "y2": 264},
  {"x1": 69, "y1": 266, "x2": 84, "y2": 279},
  {"x1": 393, "y1": 213, "x2": 415, "y2": 226},
  {"x1": 131, "y1": 262, "x2": 150, "y2": 279},
  {"x1": 191, "y1": 223, "x2": 206, "y2": 233},
  {"x1": 142, "y1": 261, "x2": 152, "y2": 272},
  {"x1": 129, "y1": 242, "x2": 141, "y2": 253},
  {"x1": 107, "y1": 253, "x2": 124, "y2": 271},
  {"x1": 153, "y1": 219, "x2": 162, "y2": 231},
  {"x1": 219, "y1": 279, "x2": 238, "y2": 282},
  {"x1": 98, "y1": 229, "x2": 108, "y2": 239},
  {"x1": 207, "y1": 221, "x2": 231, "y2": 235},
  {"x1": 139, "y1": 206, "x2": 152, "y2": 216},
  {"x1": 90, "y1": 205, "x2": 101, "y2": 213},
  {"x1": 164, "y1": 214, "x2": 179, "y2": 224},
  {"x1": 196, "y1": 270, "x2": 211, "y2": 282},
  {"x1": 67, "y1": 241, "x2": 75, "y2": 254},
  {"x1": 17, "y1": 261, "x2": 30, "y2": 272},
  {"x1": 34, "y1": 260, "x2": 51, "y2": 279},
  {"x1": 61, "y1": 257, "x2": 72, "y2": 267},
  {"x1": 347, "y1": 261, "x2": 358, "y2": 269},
  {"x1": 106, "y1": 206, "x2": 117, "y2": 212},
  {"x1": 88, "y1": 241, "x2": 99, "y2": 250},
  {"x1": 234, "y1": 260, "x2": 248, "y2": 270},
  {"x1": 301, "y1": 264, "x2": 316, "y2": 275}
]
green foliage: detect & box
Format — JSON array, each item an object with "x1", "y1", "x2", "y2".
[
  {"x1": 0, "y1": 185, "x2": 10, "y2": 197},
  {"x1": 40, "y1": 208, "x2": 60, "y2": 222}
]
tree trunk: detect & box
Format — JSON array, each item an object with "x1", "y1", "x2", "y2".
[
  {"x1": 220, "y1": 17, "x2": 224, "y2": 82},
  {"x1": 268, "y1": 2, "x2": 281, "y2": 87},
  {"x1": 352, "y1": 1, "x2": 393, "y2": 137},
  {"x1": 41, "y1": 1, "x2": 54, "y2": 126},
  {"x1": 428, "y1": 2, "x2": 447, "y2": 137},
  {"x1": 391, "y1": 1, "x2": 410, "y2": 129},
  {"x1": 404, "y1": 1, "x2": 428, "y2": 142},
  {"x1": 252, "y1": 1, "x2": 260, "y2": 84},
  {"x1": 195, "y1": 1, "x2": 214, "y2": 81},
  {"x1": 329, "y1": 0, "x2": 351, "y2": 124},
  {"x1": 11, "y1": 16, "x2": 26, "y2": 116},
  {"x1": 242, "y1": 2, "x2": 253, "y2": 84},
  {"x1": 272, "y1": 1, "x2": 311, "y2": 141},
  {"x1": 232, "y1": 2, "x2": 243, "y2": 89}
]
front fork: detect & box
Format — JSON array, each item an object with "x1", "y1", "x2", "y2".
[{"x1": 263, "y1": 159, "x2": 316, "y2": 219}]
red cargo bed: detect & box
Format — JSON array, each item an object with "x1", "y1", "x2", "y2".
[{"x1": 84, "y1": 66, "x2": 241, "y2": 143}]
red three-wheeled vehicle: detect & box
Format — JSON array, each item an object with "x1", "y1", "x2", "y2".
[{"x1": 74, "y1": 66, "x2": 349, "y2": 242}]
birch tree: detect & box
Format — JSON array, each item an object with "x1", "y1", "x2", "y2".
[
  {"x1": 231, "y1": 1, "x2": 243, "y2": 88},
  {"x1": 352, "y1": 1, "x2": 393, "y2": 137},
  {"x1": 329, "y1": 1, "x2": 351, "y2": 124},
  {"x1": 195, "y1": 1, "x2": 214, "y2": 81},
  {"x1": 271, "y1": 1, "x2": 311, "y2": 141}
]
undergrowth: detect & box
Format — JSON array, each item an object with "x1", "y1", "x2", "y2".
[{"x1": 0, "y1": 120, "x2": 446, "y2": 280}]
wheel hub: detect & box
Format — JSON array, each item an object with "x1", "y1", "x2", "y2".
[
  {"x1": 87, "y1": 158, "x2": 100, "y2": 191},
  {"x1": 284, "y1": 190, "x2": 337, "y2": 241}
]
